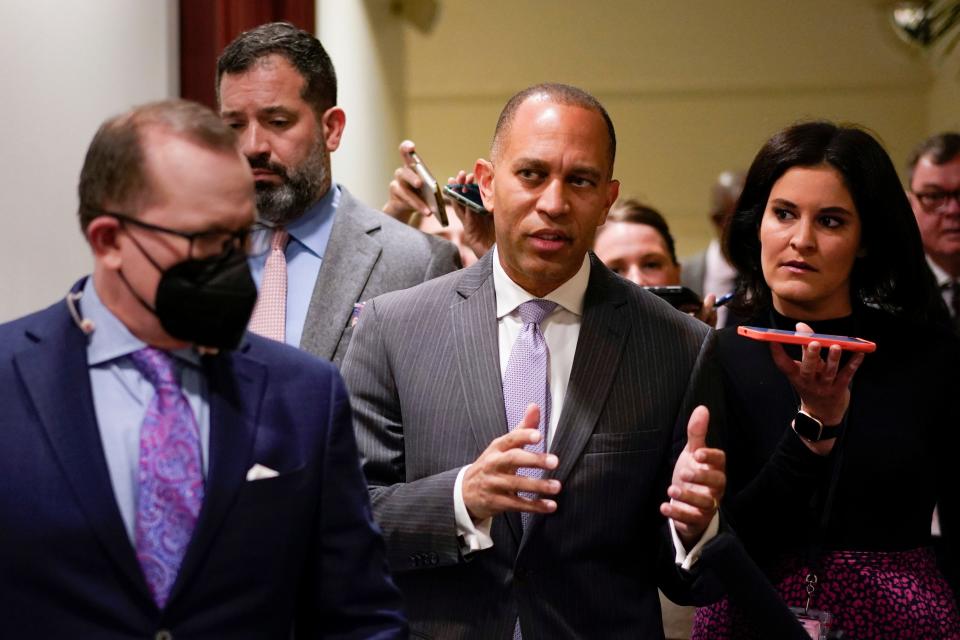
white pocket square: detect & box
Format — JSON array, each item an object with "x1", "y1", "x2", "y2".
[{"x1": 245, "y1": 463, "x2": 279, "y2": 481}]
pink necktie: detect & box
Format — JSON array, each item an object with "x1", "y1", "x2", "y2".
[
  {"x1": 249, "y1": 229, "x2": 289, "y2": 342},
  {"x1": 130, "y1": 347, "x2": 204, "y2": 609}
]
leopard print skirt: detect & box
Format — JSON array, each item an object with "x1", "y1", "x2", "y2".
[{"x1": 692, "y1": 547, "x2": 960, "y2": 639}]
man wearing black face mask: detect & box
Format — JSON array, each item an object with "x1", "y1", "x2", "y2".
[{"x1": 0, "y1": 99, "x2": 406, "y2": 638}]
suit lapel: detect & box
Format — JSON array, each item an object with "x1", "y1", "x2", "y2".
[
  {"x1": 520, "y1": 258, "x2": 629, "y2": 548},
  {"x1": 167, "y1": 345, "x2": 266, "y2": 606},
  {"x1": 14, "y1": 299, "x2": 152, "y2": 602},
  {"x1": 300, "y1": 189, "x2": 382, "y2": 360},
  {"x1": 450, "y1": 254, "x2": 523, "y2": 542}
]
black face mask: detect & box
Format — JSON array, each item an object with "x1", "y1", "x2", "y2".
[{"x1": 120, "y1": 235, "x2": 257, "y2": 351}]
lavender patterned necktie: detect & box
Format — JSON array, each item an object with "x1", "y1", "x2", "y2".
[
  {"x1": 504, "y1": 299, "x2": 556, "y2": 640},
  {"x1": 130, "y1": 347, "x2": 204, "y2": 609},
  {"x1": 502, "y1": 299, "x2": 557, "y2": 530}
]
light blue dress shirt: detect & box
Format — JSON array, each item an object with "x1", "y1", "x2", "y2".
[
  {"x1": 248, "y1": 184, "x2": 340, "y2": 348},
  {"x1": 81, "y1": 278, "x2": 210, "y2": 542}
]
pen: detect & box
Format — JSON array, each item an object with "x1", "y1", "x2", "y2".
[{"x1": 714, "y1": 292, "x2": 734, "y2": 308}]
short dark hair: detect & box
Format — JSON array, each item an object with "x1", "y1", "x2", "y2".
[
  {"x1": 216, "y1": 22, "x2": 337, "y2": 119},
  {"x1": 906, "y1": 132, "x2": 960, "y2": 186},
  {"x1": 599, "y1": 199, "x2": 678, "y2": 265},
  {"x1": 77, "y1": 99, "x2": 238, "y2": 231},
  {"x1": 725, "y1": 120, "x2": 938, "y2": 323},
  {"x1": 491, "y1": 83, "x2": 616, "y2": 175}
]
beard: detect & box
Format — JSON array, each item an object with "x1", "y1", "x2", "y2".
[{"x1": 250, "y1": 138, "x2": 329, "y2": 225}]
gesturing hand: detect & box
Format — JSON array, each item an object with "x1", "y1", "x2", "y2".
[
  {"x1": 769, "y1": 321, "x2": 865, "y2": 428},
  {"x1": 446, "y1": 170, "x2": 495, "y2": 260},
  {"x1": 661, "y1": 405, "x2": 725, "y2": 549},
  {"x1": 382, "y1": 140, "x2": 430, "y2": 221},
  {"x1": 462, "y1": 404, "x2": 561, "y2": 522}
]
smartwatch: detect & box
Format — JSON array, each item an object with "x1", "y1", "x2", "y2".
[{"x1": 791, "y1": 410, "x2": 841, "y2": 443}]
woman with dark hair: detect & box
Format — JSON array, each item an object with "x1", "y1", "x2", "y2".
[{"x1": 692, "y1": 122, "x2": 960, "y2": 639}]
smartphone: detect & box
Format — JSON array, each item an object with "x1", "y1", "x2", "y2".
[
  {"x1": 644, "y1": 286, "x2": 702, "y2": 314},
  {"x1": 443, "y1": 182, "x2": 489, "y2": 215},
  {"x1": 737, "y1": 326, "x2": 877, "y2": 353},
  {"x1": 404, "y1": 150, "x2": 448, "y2": 226}
]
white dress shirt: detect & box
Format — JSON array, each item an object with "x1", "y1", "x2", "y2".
[
  {"x1": 703, "y1": 239, "x2": 737, "y2": 329},
  {"x1": 927, "y1": 255, "x2": 957, "y2": 318},
  {"x1": 454, "y1": 248, "x2": 717, "y2": 569}
]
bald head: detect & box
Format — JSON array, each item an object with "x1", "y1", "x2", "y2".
[{"x1": 491, "y1": 83, "x2": 616, "y2": 176}]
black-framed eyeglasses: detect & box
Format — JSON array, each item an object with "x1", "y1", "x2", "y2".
[
  {"x1": 91, "y1": 208, "x2": 269, "y2": 259},
  {"x1": 913, "y1": 189, "x2": 960, "y2": 213}
]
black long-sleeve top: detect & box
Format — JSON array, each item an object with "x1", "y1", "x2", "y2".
[{"x1": 718, "y1": 306, "x2": 960, "y2": 577}]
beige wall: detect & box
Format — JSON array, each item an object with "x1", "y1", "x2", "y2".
[
  {"x1": 928, "y1": 38, "x2": 960, "y2": 134},
  {"x1": 403, "y1": 0, "x2": 940, "y2": 257},
  {"x1": 0, "y1": 0, "x2": 178, "y2": 322}
]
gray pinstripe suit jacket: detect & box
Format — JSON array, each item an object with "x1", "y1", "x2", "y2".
[
  {"x1": 298, "y1": 186, "x2": 460, "y2": 367},
  {"x1": 341, "y1": 250, "x2": 725, "y2": 640}
]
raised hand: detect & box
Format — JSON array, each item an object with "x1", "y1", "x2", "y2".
[
  {"x1": 462, "y1": 404, "x2": 561, "y2": 522},
  {"x1": 382, "y1": 140, "x2": 431, "y2": 221},
  {"x1": 446, "y1": 170, "x2": 495, "y2": 260},
  {"x1": 769, "y1": 321, "x2": 865, "y2": 454},
  {"x1": 696, "y1": 293, "x2": 718, "y2": 327},
  {"x1": 661, "y1": 405, "x2": 725, "y2": 548}
]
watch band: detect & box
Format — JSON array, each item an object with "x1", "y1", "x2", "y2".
[{"x1": 792, "y1": 409, "x2": 841, "y2": 442}]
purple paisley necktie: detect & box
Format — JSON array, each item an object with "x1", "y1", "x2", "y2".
[{"x1": 130, "y1": 347, "x2": 204, "y2": 609}]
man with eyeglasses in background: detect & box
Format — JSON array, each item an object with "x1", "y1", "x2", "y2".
[
  {"x1": 907, "y1": 132, "x2": 960, "y2": 333},
  {"x1": 0, "y1": 99, "x2": 405, "y2": 638},
  {"x1": 906, "y1": 132, "x2": 960, "y2": 608}
]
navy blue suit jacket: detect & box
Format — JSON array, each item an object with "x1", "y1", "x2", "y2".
[{"x1": 0, "y1": 284, "x2": 407, "y2": 639}]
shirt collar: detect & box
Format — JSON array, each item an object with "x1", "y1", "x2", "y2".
[
  {"x1": 927, "y1": 254, "x2": 954, "y2": 288},
  {"x1": 285, "y1": 183, "x2": 340, "y2": 259},
  {"x1": 705, "y1": 238, "x2": 736, "y2": 279},
  {"x1": 492, "y1": 245, "x2": 590, "y2": 319},
  {"x1": 81, "y1": 278, "x2": 200, "y2": 368}
]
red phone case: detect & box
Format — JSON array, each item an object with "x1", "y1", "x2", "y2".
[{"x1": 737, "y1": 325, "x2": 877, "y2": 353}]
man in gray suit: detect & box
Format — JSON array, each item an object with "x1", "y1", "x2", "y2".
[
  {"x1": 217, "y1": 22, "x2": 459, "y2": 365},
  {"x1": 680, "y1": 170, "x2": 744, "y2": 328},
  {"x1": 342, "y1": 83, "x2": 727, "y2": 639}
]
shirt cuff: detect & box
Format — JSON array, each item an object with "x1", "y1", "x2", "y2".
[
  {"x1": 454, "y1": 465, "x2": 494, "y2": 554},
  {"x1": 670, "y1": 509, "x2": 720, "y2": 571}
]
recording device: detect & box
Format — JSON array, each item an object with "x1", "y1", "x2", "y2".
[
  {"x1": 403, "y1": 149, "x2": 448, "y2": 226},
  {"x1": 737, "y1": 326, "x2": 877, "y2": 353},
  {"x1": 643, "y1": 286, "x2": 703, "y2": 315},
  {"x1": 65, "y1": 291, "x2": 96, "y2": 334},
  {"x1": 443, "y1": 182, "x2": 489, "y2": 215}
]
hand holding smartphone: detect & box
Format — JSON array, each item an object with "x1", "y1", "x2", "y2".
[
  {"x1": 443, "y1": 182, "x2": 489, "y2": 215},
  {"x1": 402, "y1": 149, "x2": 448, "y2": 226},
  {"x1": 737, "y1": 326, "x2": 876, "y2": 353},
  {"x1": 644, "y1": 286, "x2": 703, "y2": 315}
]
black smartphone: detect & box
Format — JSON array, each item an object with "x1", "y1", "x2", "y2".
[
  {"x1": 404, "y1": 150, "x2": 448, "y2": 226},
  {"x1": 643, "y1": 286, "x2": 703, "y2": 314},
  {"x1": 443, "y1": 183, "x2": 489, "y2": 215}
]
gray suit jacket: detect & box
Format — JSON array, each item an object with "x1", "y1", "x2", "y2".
[
  {"x1": 299, "y1": 186, "x2": 460, "y2": 366},
  {"x1": 342, "y1": 251, "x2": 725, "y2": 639},
  {"x1": 680, "y1": 250, "x2": 707, "y2": 298}
]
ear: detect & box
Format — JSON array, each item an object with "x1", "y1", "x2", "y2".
[
  {"x1": 475, "y1": 158, "x2": 495, "y2": 212},
  {"x1": 321, "y1": 107, "x2": 346, "y2": 152},
  {"x1": 86, "y1": 216, "x2": 124, "y2": 270},
  {"x1": 598, "y1": 179, "x2": 620, "y2": 226}
]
